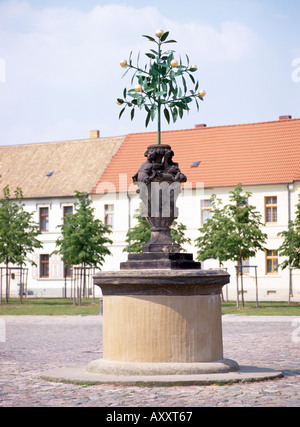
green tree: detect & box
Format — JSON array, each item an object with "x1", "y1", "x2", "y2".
[
  {"x1": 117, "y1": 29, "x2": 206, "y2": 145},
  {"x1": 194, "y1": 195, "x2": 231, "y2": 267},
  {"x1": 278, "y1": 195, "x2": 300, "y2": 269},
  {"x1": 0, "y1": 186, "x2": 42, "y2": 303},
  {"x1": 195, "y1": 183, "x2": 267, "y2": 306},
  {"x1": 124, "y1": 209, "x2": 191, "y2": 253},
  {"x1": 53, "y1": 191, "x2": 112, "y2": 298}
]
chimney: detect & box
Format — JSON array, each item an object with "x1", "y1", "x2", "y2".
[
  {"x1": 195, "y1": 124, "x2": 207, "y2": 128},
  {"x1": 279, "y1": 115, "x2": 292, "y2": 121},
  {"x1": 90, "y1": 130, "x2": 100, "y2": 139}
]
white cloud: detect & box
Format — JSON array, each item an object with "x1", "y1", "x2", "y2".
[
  {"x1": 163, "y1": 19, "x2": 260, "y2": 62},
  {"x1": 0, "y1": 1, "x2": 262, "y2": 145},
  {"x1": 0, "y1": 3, "x2": 164, "y2": 88}
]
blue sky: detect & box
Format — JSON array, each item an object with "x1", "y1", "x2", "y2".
[{"x1": 0, "y1": 0, "x2": 299, "y2": 145}]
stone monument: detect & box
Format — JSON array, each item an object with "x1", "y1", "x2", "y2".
[
  {"x1": 88, "y1": 143, "x2": 239, "y2": 378},
  {"x1": 41, "y1": 29, "x2": 282, "y2": 386},
  {"x1": 42, "y1": 143, "x2": 282, "y2": 385}
]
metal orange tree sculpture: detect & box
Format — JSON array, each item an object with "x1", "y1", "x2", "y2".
[{"x1": 117, "y1": 29, "x2": 206, "y2": 145}]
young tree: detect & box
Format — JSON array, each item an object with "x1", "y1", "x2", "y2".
[
  {"x1": 195, "y1": 183, "x2": 267, "y2": 306},
  {"x1": 278, "y1": 195, "x2": 300, "y2": 269},
  {"x1": 124, "y1": 209, "x2": 191, "y2": 253},
  {"x1": 0, "y1": 186, "x2": 42, "y2": 303},
  {"x1": 171, "y1": 221, "x2": 192, "y2": 251},
  {"x1": 53, "y1": 191, "x2": 112, "y2": 298},
  {"x1": 123, "y1": 211, "x2": 150, "y2": 254},
  {"x1": 195, "y1": 195, "x2": 231, "y2": 267}
]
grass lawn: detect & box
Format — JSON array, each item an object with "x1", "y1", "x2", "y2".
[
  {"x1": 222, "y1": 300, "x2": 300, "y2": 316},
  {"x1": 0, "y1": 297, "x2": 299, "y2": 316},
  {"x1": 0, "y1": 298, "x2": 100, "y2": 315}
]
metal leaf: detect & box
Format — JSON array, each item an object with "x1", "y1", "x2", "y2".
[
  {"x1": 119, "y1": 107, "x2": 126, "y2": 119},
  {"x1": 160, "y1": 31, "x2": 169, "y2": 42},
  {"x1": 131, "y1": 108, "x2": 135, "y2": 121},
  {"x1": 164, "y1": 108, "x2": 170, "y2": 124},
  {"x1": 142, "y1": 35, "x2": 156, "y2": 42}
]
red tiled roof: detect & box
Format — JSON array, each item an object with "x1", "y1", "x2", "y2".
[{"x1": 92, "y1": 117, "x2": 300, "y2": 193}]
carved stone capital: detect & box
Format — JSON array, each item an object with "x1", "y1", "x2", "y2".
[{"x1": 132, "y1": 144, "x2": 187, "y2": 185}]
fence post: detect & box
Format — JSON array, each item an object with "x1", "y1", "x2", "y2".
[
  {"x1": 0, "y1": 268, "x2": 2, "y2": 305},
  {"x1": 235, "y1": 266, "x2": 239, "y2": 308},
  {"x1": 255, "y1": 266, "x2": 258, "y2": 308}
]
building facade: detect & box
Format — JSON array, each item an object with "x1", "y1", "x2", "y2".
[
  {"x1": 0, "y1": 132, "x2": 124, "y2": 298},
  {"x1": 1, "y1": 117, "x2": 299, "y2": 301},
  {"x1": 92, "y1": 115, "x2": 300, "y2": 302}
]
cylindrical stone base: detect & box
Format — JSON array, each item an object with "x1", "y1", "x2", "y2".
[
  {"x1": 103, "y1": 294, "x2": 223, "y2": 363},
  {"x1": 86, "y1": 358, "x2": 239, "y2": 375}
]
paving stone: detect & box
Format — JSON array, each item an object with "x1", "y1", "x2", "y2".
[{"x1": 0, "y1": 314, "x2": 299, "y2": 407}]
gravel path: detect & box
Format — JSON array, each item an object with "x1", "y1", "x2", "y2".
[{"x1": 1, "y1": 315, "x2": 300, "y2": 407}]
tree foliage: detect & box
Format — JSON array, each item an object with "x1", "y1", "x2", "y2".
[
  {"x1": 0, "y1": 185, "x2": 42, "y2": 266},
  {"x1": 278, "y1": 195, "x2": 300, "y2": 269},
  {"x1": 194, "y1": 195, "x2": 230, "y2": 266},
  {"x1": 0, "y1": 185, "x2": 42, "y2": 302},
  {"x1": 124, "y1": 210, "x2": 191, "y2": 253},
  {"x1": 195, "y1": 184, "x2": 267, "y2": 307},
  {"x1": 195, "y1": 183, "x2": 267, "y2": 265},
  {"x1": 53, "y1": 191, "x2": 112, "y2": 269}
]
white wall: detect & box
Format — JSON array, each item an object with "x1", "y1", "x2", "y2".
[
  {"x1": 91, "y1": 191, "x2": 140, "y2": 271},
  {"x1": 0, "y1": 197, "x2": 76, "y2": 298},
  {"x1": 95, "y1": 181, "x2": 300, "y2": 302},
  {"x1": 2, "y1": 181, "x2": 299, "y2": 301},
  {"x1": 176, "y1": 182, "x2": 300, "y2": 301}
]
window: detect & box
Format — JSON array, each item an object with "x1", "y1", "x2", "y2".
[
  {"x1": 265, "y1": 196, "x2": 277, "y2": 223},
  {"x1": 237, "y1": 258, "x2": 250, "y2": 275},
  {"x1": 39, "y1": 207, "x2": 49, "y2": 231},
  {"x1": 40, "y1": 255, "x2": 49, "y2": 278},
  {"x1": 104, "y1": 204, "x2": 114, "y2": 227},
  {"x1": 201, "y1": 200, "x2": 212, "y2": 225},
  {"x1": 63, "y1": 206, "x2": 73, "y2": 216},
  {"x1": 63, "y1": 206, "x2": 73, "y2": 225},
  {"x1": 266, "y1": 250, "x2": 279, "y2": 274}
]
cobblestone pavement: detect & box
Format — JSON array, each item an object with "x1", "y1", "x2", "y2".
[{"x1": 0, "y1": 315, "x2": 300, "y2": 407}]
